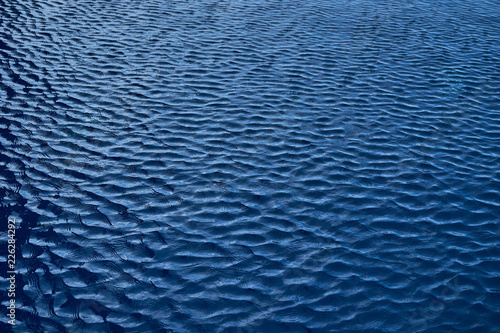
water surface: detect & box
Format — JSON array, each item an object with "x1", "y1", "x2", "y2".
[{"x1": 1, "y1": 0, "x2": 499, "y2": 332}]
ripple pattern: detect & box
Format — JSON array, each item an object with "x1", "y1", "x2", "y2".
[{"x1": 1, "y1": 0, "x2": 500, "y2": 332}]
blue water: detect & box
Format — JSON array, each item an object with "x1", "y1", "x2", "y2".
[{"x1": 1, "y1": 0, "x2": 499, "y2": 332}]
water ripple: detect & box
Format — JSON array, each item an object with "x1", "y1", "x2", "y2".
[{"x1": 1, "y1": 0, "x2": 500, "y2": 332}]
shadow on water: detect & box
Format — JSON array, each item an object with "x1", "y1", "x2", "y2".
[
  {"x1": 0, "y1": 112, "x2": 46, "y2": 332},
  {"x1": 1, "y1": 3, "x2": 68, "y2": 328}
]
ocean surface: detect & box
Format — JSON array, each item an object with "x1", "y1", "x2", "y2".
[{"x1": 1, "y1": 0, "x2": 499, "y2": 332}]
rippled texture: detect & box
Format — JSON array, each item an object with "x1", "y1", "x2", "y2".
[{"x1": 1, "y1": 0, "x2": 500, "y2": 332}]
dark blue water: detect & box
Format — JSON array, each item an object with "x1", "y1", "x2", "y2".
[{"x1": 1, "y1": 0, "x2": 499, "y2": 332}]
